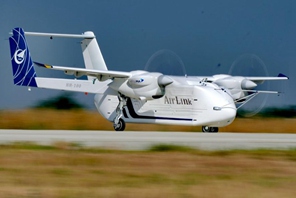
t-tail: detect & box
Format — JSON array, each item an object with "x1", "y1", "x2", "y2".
[{"x1": 9, "y1": 27, "x2": 37, "y2": 87}]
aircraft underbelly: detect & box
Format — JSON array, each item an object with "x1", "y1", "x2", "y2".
[{"x1": 95, "y1": 85, "x2": 236, "y2": 127}]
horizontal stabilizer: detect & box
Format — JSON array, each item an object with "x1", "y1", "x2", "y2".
[
  {"x1": 24, "y1": 31, "x2": 95, "y2": 39},
  {"x1": 14, "y1": 29, "x2": 109, "y2": 76}
]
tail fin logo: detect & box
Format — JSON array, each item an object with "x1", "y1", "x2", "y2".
[
  {"x1": 14, "y1": 49, "x2": 26, "y2": 65},
  {"x1": 9, "y1": 27, "x2": 37, "y2": 87}
]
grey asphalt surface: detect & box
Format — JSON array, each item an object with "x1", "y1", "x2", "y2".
[{"x1": 0, "y1": 130, "x2": 295, "y2": 150}]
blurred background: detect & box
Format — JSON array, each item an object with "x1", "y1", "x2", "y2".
[{"x1": 0, "y1": 0, "x2": 295, "y2": 130}]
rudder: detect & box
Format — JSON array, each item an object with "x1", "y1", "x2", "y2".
[
  {"x1": 9, "y1": 27, "x2": 37, "y2": 87},
  {"x1": 81, "y1": 31, "x2": 108, "y2": 72}
]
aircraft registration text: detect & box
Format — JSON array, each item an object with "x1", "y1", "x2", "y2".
[{"x1": 66, "y1": 83, "x2": 82, "y2": 88}]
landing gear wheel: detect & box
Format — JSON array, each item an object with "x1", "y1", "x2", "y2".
[
  {"x1": 202, "y1": 126, "x2": 219, "y2": 133},
  {"x1": 113, "y1": 118, "x2": 125, "y2": 131},
  {"x1": 113, "y1": 93, "x2": 127, "y2": 131}
]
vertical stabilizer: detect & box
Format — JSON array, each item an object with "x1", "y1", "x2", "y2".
[
  {"x1": 81, "y1": 31, "x2": 108, "y2": 75},
  {"x1": 9, "y1": 27, "x2": 37, "y2": 87}
]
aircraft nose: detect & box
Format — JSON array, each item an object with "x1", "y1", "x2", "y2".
[
  {"x1": 212, "y1": 103, "x2": 236, "y2": 126},
  {"x1": 219, "y1": 105, "x2": 237, "y2": 125},
  {"x1": 222, "y1": 106, "x2": 236, "y2": 119},
  {"x1": 205, "y1": 88, "x2": 237, "y2": 127}
]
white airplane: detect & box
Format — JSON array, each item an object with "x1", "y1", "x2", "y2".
[{"x1": 9, "y1": 27, "x2": 288, "y2": 132}]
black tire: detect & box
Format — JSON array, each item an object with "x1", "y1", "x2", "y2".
[
  {"x1": 202, "y1": 126, "x2": 219, "y2": 133},
  {"x1": 202, "y1": 126, "x2": 209, "y2": 133},
  {"x1": 114, "y1": 118, "x2": 125, "y2": 131},
  {"x1": 211, "y1": 127, "x2": 219, "y2": 133}
]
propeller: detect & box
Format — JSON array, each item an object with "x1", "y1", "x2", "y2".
[
  {"x1": 142, "y1": 51, "x2": 269, "y2": 116},
  {"x1": 144, "y1": 49, "x2": 187, "y2": 76},
  {"x1": 228, "y1": 54, "x2": 270, "y2": 117}
]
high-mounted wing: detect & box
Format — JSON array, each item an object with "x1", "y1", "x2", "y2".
[
  {"x1": 34, "y1": 61, "x2": 174, "y2": 100},
  {"x1": 207, "y1": 73, "x2": 288, "y2": 103},
  {"x1": 245, "y1": 73, "x2": 289, "y2": 84},
  {"x1": 34, "y1": 62, "x2": 131, "y2": 81}
]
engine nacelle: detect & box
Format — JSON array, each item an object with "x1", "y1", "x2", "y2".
[
  {"x1": 128, "y1": 73, "x2": 164, "y2": 99},
  {"x1": 213, "y1": 75, "x2": 257, "y2": 100},
  {"x1": 109, "y1": 71, "x2": 172, "y2": 100},
  {"x1": 128, "y1": 74, "x2": 158, "y2": 88}
]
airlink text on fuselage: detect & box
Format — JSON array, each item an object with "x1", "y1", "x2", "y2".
[{"x1": 164, "y1": 96, "x2": 192, "y2": 105}]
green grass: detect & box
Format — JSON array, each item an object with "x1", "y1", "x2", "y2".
[
  {"x1": 0, "y1": 142, "x2": 296, "y2": 197},
  {"x1": 2, "y1": 142, "x2": 296, "y2": 157},
  {"x1": 148, "y1": 144, "x2": 195, "y2": 152},
  {"x1": 2, "y1": 109, "x2": 296, "y2": 132},
  {"x1": 0, "y1": 142, "x2": 56, "y2": 150}
]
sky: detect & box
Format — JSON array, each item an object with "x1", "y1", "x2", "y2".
[{"x1": 0, "y1": 0, "x2": 295, "y2": 110}]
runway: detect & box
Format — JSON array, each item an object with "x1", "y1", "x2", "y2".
[{"x1": 0, "y1": 130, "x2": 296, "y2": 150}]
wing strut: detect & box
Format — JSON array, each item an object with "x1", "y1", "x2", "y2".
[{"x1": 235, "y1": 90, "x2": 281, "y2": 110}]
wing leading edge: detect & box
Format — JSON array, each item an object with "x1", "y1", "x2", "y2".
[
  {"x1": 246, "y1": 74, "x2": 289, "y2": 81},
  {"x1": 245, "y1": 73, "x2": 289, "y2": 84},
  {"x1": 34, "y1": 62, "x2": 131, "y2": 81}
]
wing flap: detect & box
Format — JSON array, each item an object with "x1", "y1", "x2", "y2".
[{"x1": 34, "y1": 62, "x2": 131, "y2": 80}]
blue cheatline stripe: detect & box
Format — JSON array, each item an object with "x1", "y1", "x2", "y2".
[{"x1": 124, "y1": 98, "x2": 192, "y2": 121}]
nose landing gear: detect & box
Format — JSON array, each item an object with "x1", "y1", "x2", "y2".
[{"x1": 202, "y1": 126, "x2": 219, "y2": 133}]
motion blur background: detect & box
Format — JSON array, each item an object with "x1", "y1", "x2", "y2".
[{"x1": 0, "y1": 0, "x2": 294, "y2": 110}]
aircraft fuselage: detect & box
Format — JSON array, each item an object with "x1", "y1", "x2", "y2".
[{"x1": 94, "y1": 80, "x2": 236, "y2": 127}]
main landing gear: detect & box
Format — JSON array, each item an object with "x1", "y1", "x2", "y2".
[
  {"x1": 113, "y1": 94, "x2": 127, "y2": 131},
  {"x1": 202, "y1": 126, "x2": 219, "y2": 133}
]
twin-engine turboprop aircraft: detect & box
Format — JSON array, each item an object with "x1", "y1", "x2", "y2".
[{"x1": 9, "y1": 27, "x2": 288, "y2": 132}]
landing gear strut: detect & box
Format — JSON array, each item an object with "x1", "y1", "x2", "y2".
[
  {"x1": 113, "y1": 93, "x2": 127, "y2": 131},
  {"x1": 202, "y1": 126, "x2": 219, "y2": 133}
]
